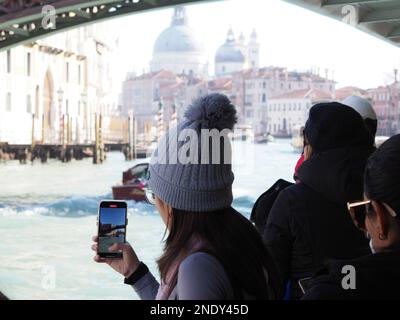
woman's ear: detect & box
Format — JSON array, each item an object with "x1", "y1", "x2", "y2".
[
  {"x1": 167, "y1": 204, "x2": 173, "y2": 218},
  {"x1": 371, "y1": 200, "x2": 390, "y2": 239}
]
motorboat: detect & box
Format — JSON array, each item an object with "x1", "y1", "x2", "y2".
[{"x1": 112, "y1": 163, "x2": 149, "y2": 201}]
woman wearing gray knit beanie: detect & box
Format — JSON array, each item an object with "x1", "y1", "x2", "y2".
[{"x1": 92, "y1": 93, "x2": 280, "y2": 300}]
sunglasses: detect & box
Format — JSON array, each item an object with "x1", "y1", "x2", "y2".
[
  {"x1": 347, "y1": 200, "x2": 398, "y2": 231},
  {"x1": 347, "y1": 200, "x2": 372, "y2": 231},
  {"x1": 144, "y1": 188, "x2": 156, "y2": 205}
]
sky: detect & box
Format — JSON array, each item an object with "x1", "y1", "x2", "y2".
[
  {"x1": 100, "y1": 207, "x2": 126, "y2": 225},
  {"x1": 107, "y1": 0, "x2": 400, "y2": 89}
]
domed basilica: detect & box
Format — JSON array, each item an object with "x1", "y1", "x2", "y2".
[
  {"x1": 150, "y1": 6, "x2": 260, "y2": 78},
  {"x1": 150, "y1": 6, "x2": 207, "y2": 77}
]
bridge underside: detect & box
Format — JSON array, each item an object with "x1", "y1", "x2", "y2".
[
  {"x1": 1, "y1": 0, "x2": 400, "y2": 51},
  {"x1": 0, "y1": 0, "x2": 204, "y2": 51},
  {"x1": 284, "y1": 0, "x2": 400, "y2": 47}
]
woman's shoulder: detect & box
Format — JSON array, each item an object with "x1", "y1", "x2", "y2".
[
  {"x1": 179, "y1": 252, "x2": 227, "y2": 277},
  {"x1": 177, "y1": 252, "x2": 234, "y2": 300}
]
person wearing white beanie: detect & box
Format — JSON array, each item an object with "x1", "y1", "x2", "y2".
[{"x1": 342, "y1": 95, "x2": 378, "y2": 138}]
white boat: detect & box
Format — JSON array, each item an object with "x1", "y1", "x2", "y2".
[
  {"x1": 291, "y1": 125, "x2": 304, "y2": 152},
  {"x1": 254, "y1": 133, "x2": 274, "y2": 144},
  {"x1": 232, "y1": 125, "x2": 254, "y2": 142}
]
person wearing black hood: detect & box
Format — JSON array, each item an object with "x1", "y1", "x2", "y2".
[
  {"x1": 303, "y1": 134, "x2": 400, "y2": 300},
  {"x1": 263, "y1": 102, "x2": 374, "y2": 300}
]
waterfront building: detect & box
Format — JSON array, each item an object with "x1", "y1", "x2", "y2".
[
  {"x1": 267, "y1": 88, "x2": 333, "y2": 137},
  {"x1": 0, "y1": 23, "x2": 120, "y2": 145},
  {"x1": 121, "y1": 70, "x2": 207, "y2": 137},
  {"x1": 367, "y1": 84, "x2": 399, "y2": 136},
  {"x1": 335, "y1": 85, "x2": 400, "y2": 136},
  {"x1": 234, "y1": 67, "x2": 336, "y2": 135},
  {"x1": 122, "y1": 6, "x2": 338, "y2": 138}
]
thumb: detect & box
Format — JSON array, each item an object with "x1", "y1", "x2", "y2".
[{"x1": 108, "y1": 242, "x2": 129, "y2": 252}]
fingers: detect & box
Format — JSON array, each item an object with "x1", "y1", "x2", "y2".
[
  {"x1": 93, "y1": 255, "x2": 108, "y2": 263},
  {"x1": 91, "y1": 243, "x2": 98, "y2": 252},
  {"x1": 92, "y1": 235, "x2": 98, "y2": 242}
]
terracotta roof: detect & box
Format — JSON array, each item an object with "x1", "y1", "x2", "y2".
[
  {"x1": 335, "y1": 86, "x2": 367, "y2": 100},
  {"x1": 271, "y1": 89, "x2": 332, "y2": 100},
  {"x1": 208, "y1": 77, "x2": 232, "y2": 90}
]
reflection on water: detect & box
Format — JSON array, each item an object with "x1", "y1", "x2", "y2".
[{"x1": 0, "y1": 139, "x2": 300, "y2": 299}]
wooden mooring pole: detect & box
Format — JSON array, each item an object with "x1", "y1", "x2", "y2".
[
  {"x1": 93, "y1": 113, "x2": 105, "y2": 164},
  {"x1": 126, "y1": 116, "x2": 136, "y2": 161}
]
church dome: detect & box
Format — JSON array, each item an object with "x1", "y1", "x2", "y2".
[
  {"x1": 215, "y1": 29, "x2": 245, "y2": 63},
  {"x1": 153, "y1": 7, "x2": 203, "y2": 54},
  {"x1": 154, "y1": 25, "x2": 203, "y2": 53}
]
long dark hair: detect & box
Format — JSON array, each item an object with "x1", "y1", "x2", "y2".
[{"x1": 157, "y1": 206, "x2": 281, "y2": 299}]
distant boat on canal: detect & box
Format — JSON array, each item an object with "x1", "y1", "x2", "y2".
[{"x1": 112, "y1": 163, "x2": 149, "y2": 202}]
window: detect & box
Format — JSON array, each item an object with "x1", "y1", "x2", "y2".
[
  {"x1": 27, "y1": 52, "x2": 31, "y2": 76},
  {"x1": 222, "y1": 66, "x2": 226, "y2": 73},
  {"x1": 78, "y1": 64, "x2": 81, "y2": 85},
  {"x1": 6, "y1": 92, "x2": 11, "y2": 111},
  {"x1": 26, "y1": 94, "x2": 32, "y2": 113},
  {"x1": 263, "y1": 82, "x2": 266, "y2": 89},
  {"x1": 7, "y1": 50, "x2": 11, "y2": 73},
  {"x1": 262, "y1": 94, "x2": 266, "y2": 103}
]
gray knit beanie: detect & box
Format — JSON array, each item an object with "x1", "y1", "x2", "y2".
[{"x1": 148, "y1": 93, "x2": 237, "y2": 212}]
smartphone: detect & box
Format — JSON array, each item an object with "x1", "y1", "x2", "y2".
[{"x1": 97, "y1": 201, "x2": 128, "y2": 259}]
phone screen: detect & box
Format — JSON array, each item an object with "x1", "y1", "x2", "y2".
[{"x1": 97, "y1": 201, "x2": 127, "y2": 258}]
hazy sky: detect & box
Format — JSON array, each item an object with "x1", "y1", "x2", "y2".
[{"x1": 109, "y1": 0, "x2": 400, "y2": 89}]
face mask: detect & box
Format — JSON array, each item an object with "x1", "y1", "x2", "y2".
[
  {"x1": 369, "y1": 239, "x2": 376, "y2": 254},
  {"x1": 365, "y1": 232, "x2": 376, "y2": 254}
]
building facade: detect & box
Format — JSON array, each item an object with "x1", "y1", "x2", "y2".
[
  {"x1": 367, "y1": 84, "x2": 399, "y2": 136},
  {"x1": 0, "y1": 23, "x2": 120, "y2": 145},
  {"x1": 267, "y1": 89, "x2": 333, "y2": 137}
]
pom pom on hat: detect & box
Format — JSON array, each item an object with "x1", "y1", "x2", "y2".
[{"x1": 184, "y1": 93, "x2": 237, "y2": 131}]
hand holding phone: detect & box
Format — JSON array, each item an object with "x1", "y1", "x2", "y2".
[
  {"x1": 93, "y1": 201, "x2": 140, "y2": 277},
  {"x1": 97, "y1": 201, "x2": 128, "y2": 259},
  {"x1": 92, "y1": 235, "x2": 140, "y2": 278}
]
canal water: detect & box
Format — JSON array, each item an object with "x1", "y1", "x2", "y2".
[{"x1": 0, "y1": 139, "x2": 300, "y2": 299}]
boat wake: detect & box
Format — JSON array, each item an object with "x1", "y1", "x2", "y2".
[{"x1": 0, "y1": 194, "x2": 255, "y2": 218}]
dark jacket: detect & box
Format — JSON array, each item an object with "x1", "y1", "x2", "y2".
[
  {"x1": 263, "y1": 146, "x2": 372, "y2": 299},
  {"x1": 302, "y1": 250, "x2": 400, "y2": 300}
]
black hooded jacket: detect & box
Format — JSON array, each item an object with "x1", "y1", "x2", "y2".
[
  {"x1": 263, "y1": 146, "x2": 373, "y2": 299},
  {"x1": 302, "y1": 250, "x2": 400, "y2": 300}
]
